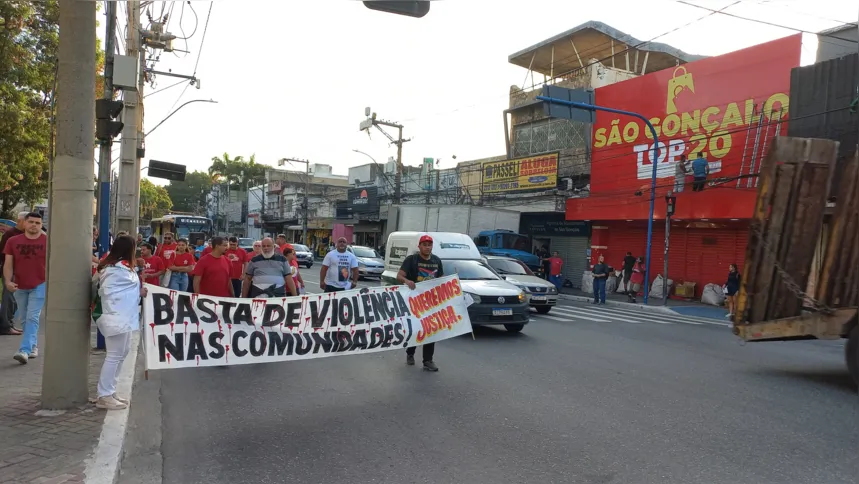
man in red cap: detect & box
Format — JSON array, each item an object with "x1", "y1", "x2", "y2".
[{"x1": 396, "y1": 233, "x2": 443, "y2": 371}]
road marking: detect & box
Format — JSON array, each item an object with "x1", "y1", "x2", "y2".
[
  {"x1": 535, "y1": 311, "x2": 612, "y2": 323},
  {"x1": 552, "y1": 305, "x2": 659, "y2": 324},
  {"x1": 589, "y1": 305, "x2": 730, "y2": 326},
  {"x1": 543, "y1": 306, "x2": 635, "y2": 323}
]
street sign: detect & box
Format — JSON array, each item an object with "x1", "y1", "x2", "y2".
[
  {"x1": 147, "y1": 160, "x2": 186, "y2": 182},
  {"x1": 541, "y1": 86, "x2": 595, "y2": 123}
]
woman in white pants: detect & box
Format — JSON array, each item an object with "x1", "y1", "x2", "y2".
[{"x1": 94, "y1": 235, "x2": 145, "y2": 410}]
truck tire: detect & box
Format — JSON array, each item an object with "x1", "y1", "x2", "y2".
[{"x1": 847, "y1": 324, "x2": 859, "y2": 390}]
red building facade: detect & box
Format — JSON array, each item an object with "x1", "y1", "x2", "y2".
[{"x1": 567, "y1": 34, "x2": 802, "y2": 295}]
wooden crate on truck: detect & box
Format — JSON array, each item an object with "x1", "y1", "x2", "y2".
[{"x1": 732, "y1": 137, "x2": 859, "y2": 389}]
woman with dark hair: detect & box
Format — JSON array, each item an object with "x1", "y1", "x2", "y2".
[
  {"x1": 724, "y1": 263, "x2": 740, "y2": 318},
  {"x1": 94, "y1": 235, "x2": 145, "y2": 410}
]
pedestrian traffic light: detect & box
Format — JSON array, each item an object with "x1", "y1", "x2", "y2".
[
  {"x1": 666, "y1": 193, "x2": 677, "y2": 217},
  {"x1": 363, "y1": 1, "x2": 429, "y2": 18},
  {"x1": 95, "y1": 99, "x2": 124, "y2": 141}
]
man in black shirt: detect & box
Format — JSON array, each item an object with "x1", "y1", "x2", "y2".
[
  {"x1": 397, "y1": 234, "x2": 443, "y2": 372},
  {"x1": 622, "y1": 252, "x2": 637, "y2": 302},
  {"x1": 592, "y1": 254, "x2": 609, "y2": 305}
]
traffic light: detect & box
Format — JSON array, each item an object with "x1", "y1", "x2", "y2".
[
  {"x1": 363, "y1": 1, "x2": 429, "y2": 18},
  {"x1": 95, "y1": 99, "x2": 124, "y2": 141}
]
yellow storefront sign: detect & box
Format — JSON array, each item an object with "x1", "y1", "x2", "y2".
[{"x1": 481, "y1": 153, "x2": 559, "y2": 194}]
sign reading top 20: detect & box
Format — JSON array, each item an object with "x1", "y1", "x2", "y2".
[{"x1": 482, "y1": 153, "x2": 559, "y2": 194}]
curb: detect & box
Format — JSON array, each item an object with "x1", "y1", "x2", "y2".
[
  {"x1": 558, "y1": 293, "x2": 679, "y2": 315},
  {"x1": 83, "y1": 330, "x2": 141, "y2": 484}
]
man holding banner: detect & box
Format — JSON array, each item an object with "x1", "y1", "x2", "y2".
[
  {"x1": 320, "y1": 237, "x2": 359, "y2": 293},
  {"x1": 397, "y1": 234, "x2": 442, "y2": 372}
]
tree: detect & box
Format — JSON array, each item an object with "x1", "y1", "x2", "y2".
[
  {"x1": 165, "y1": 170, "x2": 214, "y2": 214},
  {"x1": 139, "y1": 179, "x2": 172, "y2": 221},
  {"x1": 0, "y1": 1, "x2": 105, "y2": 218},
  {"x1": 208, "y1": 152, "x2": 267, "y2": 190}
]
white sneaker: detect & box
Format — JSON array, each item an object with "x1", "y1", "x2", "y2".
[
  {"x1": 112, "y1": 394, "x2": 129, "y2": 404},
  {"x1": 13, "y1": 352, "x2": 28, "y2": 365},
  {"x1": 29, "y1": 347, "x2": 38, "y2": 358},
  {"x1": 96, "y1": 396, "x2": 128, "y2": 410}
]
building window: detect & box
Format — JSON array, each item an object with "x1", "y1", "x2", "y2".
[{"x1": 512, "y1": 118, "x2": 588, "y2": 157}]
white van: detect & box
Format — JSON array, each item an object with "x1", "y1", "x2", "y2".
[{"x1": 382, "y1": 231, "x2": 530, "y2": 332}]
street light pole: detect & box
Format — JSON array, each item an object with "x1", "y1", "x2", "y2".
[
  {"x1": 536, "y1": 95, "x2": 662, "y2": 304},
  {"x1": 279, "y1": 158, "x2": 311, "y2": 244}
]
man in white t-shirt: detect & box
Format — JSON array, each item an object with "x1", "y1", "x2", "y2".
[{"x1": 320, "y1": 237, "x2": 359, "y2": 292}]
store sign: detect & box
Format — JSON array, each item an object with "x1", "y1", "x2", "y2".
[
  {"x1": 589, "y1": 34, "x2": 801, "y2": 196},
  {"x1": 347, "y1": 187, "x2": 379, "y2": 215},
  {"x1": 482, "y1": 153, "x2": 559, "y2": 194},
  {"x1": 519, "y1": 213, "x2": 590, "y2": 236}
]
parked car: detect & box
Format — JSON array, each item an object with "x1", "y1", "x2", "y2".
[
  {"x1": 483, "y1": 255, "x2": 558, "y2": 314},
  {"x1": 292, "y1": 243, "x2": 314, "y2": 268},
  {"x1": 238, "y1": 237, "x2": 254, "y2": 253},
  {"x1": 348, "y1": 245, "x2": 384, "y2": 279}
]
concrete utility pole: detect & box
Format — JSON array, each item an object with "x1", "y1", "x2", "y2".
[
  {"x1": 42, "y1": 0, "x2": 97, "y2": 409},
  {"x1": 116, "y1": 0, "x2": 142, "y2": 236},
  {"x1": 279, "y1": 158, "x2": 311, "y2": 244},
  {"x1": 96, "y1": 0, "x2": 116, "y2": 255},
  {"x1": 359, "y1": 109, "x2": 411, "y2": 203}
]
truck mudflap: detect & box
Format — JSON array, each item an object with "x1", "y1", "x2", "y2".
[{"x1": 732, "y1": 307, "x2": 857, "y2": 342}]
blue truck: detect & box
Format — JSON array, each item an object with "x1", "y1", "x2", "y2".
[{"x1": 474, "y1": 229, "x2": 541, "y2": 272}]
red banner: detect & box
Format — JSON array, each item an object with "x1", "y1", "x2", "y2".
[{"x1": 569, "y1": 34, "x2": 801, "y2": 220}]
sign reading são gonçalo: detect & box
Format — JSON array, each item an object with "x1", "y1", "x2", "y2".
[{"x1": 142, "y1": 275, "x2": 473, "y2": 370}]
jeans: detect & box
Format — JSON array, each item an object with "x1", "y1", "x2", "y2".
[
  {"x1": 406, "y1": 343, "x2": 435, "y2": 362},
  {"x1": 167, "y1": 272, "x2": 189, "y2": 292},
  {"x1": 14, "y1": 282, "x2": 46, "y2": 354},
  {"x1": 593, "y1": 278, "x2": 606, "y2": 304},
  {"x1": 549, "y1": 275, "x2": 562, "y2": 289},
  {"x1": 231, "y1": 279, "x2": 243, "y2": 298},
  {"x1": 97, "y1": 331, "x2": 132, "y2": 397},
  {"x1": 674, "y1": 175, "x2": 685, "y2": 193},
  {"x1": 692, "y1": 176, "x2": 706, "y2": 191}
]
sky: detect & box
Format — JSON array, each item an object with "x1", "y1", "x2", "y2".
[{"x1": 102, "y1": 0, "x2": 858, "y2": 185}]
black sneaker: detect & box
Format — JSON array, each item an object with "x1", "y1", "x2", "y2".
[
  {"x1": 423, "y1": 361, "x2": 439, "y2": 372},
  {"x1": 406, "y1": 354, "x2": 415, "y2": 366}
]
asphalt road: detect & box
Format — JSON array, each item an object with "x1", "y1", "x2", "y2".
[{"x1": 132, "y1": 273, "x2": 858, "y2": 484}]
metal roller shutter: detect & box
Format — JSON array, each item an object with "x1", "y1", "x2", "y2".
[{"x1": 547, "y1": 236, "x2": 590, "y2": 288}]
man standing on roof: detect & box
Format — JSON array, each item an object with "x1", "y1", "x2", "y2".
[{"x1": 396, "y1": 234, "x2": 442, "y2": 372}]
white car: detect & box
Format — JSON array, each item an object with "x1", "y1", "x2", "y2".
[
  {"x1": 348, "y1": 245, "x2": 384, "y2": 279},
  {"x1": 484, "y1": 255, "x2": 558, "y2": 314}
]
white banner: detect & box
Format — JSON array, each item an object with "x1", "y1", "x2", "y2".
[{"x1": 142, "y1": 275, "x2": 473, "y2": 370}]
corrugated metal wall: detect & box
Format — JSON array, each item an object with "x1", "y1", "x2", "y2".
[
  {"x1": 787, "y1": 53, "x2": 858, "y2": 196},
  {"x1": 601, "y1": 222, "x2": 748, "y2": 298}
]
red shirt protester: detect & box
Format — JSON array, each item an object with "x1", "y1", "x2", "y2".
[
  {"x1": 202, "y1": 245, "x2": 213, "y2": 257},
  {"x1": 170, "y1": 251, "x2": 196, "y2": 271},
  {"x1": 156, "y1": 242, "x2": 178, "y2": 260},
  {"x1": 3, "y1": 233, "x2": 47, "y2": 289},
  {"x1": 142, "y1": 254, "x2": 165, "y2": 286},
  {"x1": 548, "y1": 256, "x2": 563, "y2": 276},
  {"x1": 192, "y1": 254, "x2": 232, "y2": 297},
  {"x1": 224, "y1": 247, "x2": 247, "y2": 280}
]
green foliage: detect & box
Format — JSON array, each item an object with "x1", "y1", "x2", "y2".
[
  {"x1": 139, "y1": 179, "x2": 172, "y2": 220},
  {"x1": 209, "y1": 152, "x2": 267, "y2": 189},
  {"x1": 165, "y1": 170, "x2": 214, "y2": 214},
  {"x1": 0, "y1": 1, "x2": 105, "y2": 218}
]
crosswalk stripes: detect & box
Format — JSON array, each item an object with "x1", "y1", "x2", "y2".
[{"x1": 532, "y1": 304, "x2": 728, "y2": 327}]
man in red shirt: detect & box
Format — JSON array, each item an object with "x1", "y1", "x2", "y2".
[
  {"x1": 155, "y1": 232, "x2": 178, "y2": 260},
  {"x1": 3, "y1": 212, "x2": 47, "y2": 364},
  {"x1": 166, "y1": 238, "x2": 196, "y2": 291},
  {"x1": 192, "y1": 236, "x2": 233, "y2": 297},
  {"x1": 274, "y1": 234, "x2": 304, "y2": 291},
  {"x1": 140, "y1": 244, "x2": 166, "y2": 287},
  {"x1": 548, "y1": 251, "x2": 564, "y2": 289},
  {"x1": 226, "y1": 236, "x2": 248, "y2": 298}
]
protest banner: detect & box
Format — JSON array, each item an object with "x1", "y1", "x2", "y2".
[{"x1": 142, "y1": 275, "x2": 473, "y2": 370}]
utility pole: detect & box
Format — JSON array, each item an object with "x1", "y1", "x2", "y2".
[
  {"x1": 96, "y1": 0, "x2": 117, "y2": 255},
  {"x1": 663, "y1": 192, "x2": 676, "y2": 305},
  {"x1": 116, "y1": 0, "x2": 142, "y2": 236},
  {"x1": 42, "y1": 0, "x2": 96, "y2": 409},
  {"x1": 359, "y1": 108, "x2": 411, "y2": 204},
  {"x1": 279, "y1": 158, "x2": 311, "y2": 244}
]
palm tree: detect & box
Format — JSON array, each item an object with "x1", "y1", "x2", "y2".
[{"x1": 209, "y1": 153, "x2": 267, "y2": 190}]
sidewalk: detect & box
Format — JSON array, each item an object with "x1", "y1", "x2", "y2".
[
  {"x1": 0, "y1": 326, "x2": 106, "y2": 484},
  {"x1": 559, "y1": 287, "x2": 729, "y2": 320}
]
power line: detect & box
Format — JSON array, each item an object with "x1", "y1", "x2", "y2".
[
  {"x1": 193, "y1": 2, "x2": 213, "y2": 76},
  {"x1": 677, "y1": 1, "x2": 858, "y2": 42},
  {"x1": 144, "y1": 78, "x2": 189, "y2": 98}
]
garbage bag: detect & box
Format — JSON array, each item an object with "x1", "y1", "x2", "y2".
[
  {"x1": 701, "y1": 283, "x2": 726, "y2": 306},
  {"x1": 581, "y1": 272, "x2": 593, "y2": 294},
  {"x1": 615, "y1": 271, "x2": 628, "y2": 293},
  {"x1": 649, "y1": 274, "x2": 674, "y2": 299},
  {"x1": 606, "y1": 273, "x2": 618, "y2": 294}
]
